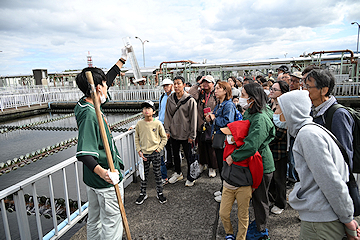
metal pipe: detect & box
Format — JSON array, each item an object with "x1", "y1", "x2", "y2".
[
  {"x1": 309, "y1": 49, "x2": 355, "y2": 63},
  {"x1": 352, "y1": 22, "x2": 360, "y2": 54}
]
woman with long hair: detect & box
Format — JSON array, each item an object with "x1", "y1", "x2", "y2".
[
  {"x1": 229, "y1": 83, "x2": 275, "y2": 239},
  {"x1": 205, "y1": 81, "x2": 237, "y2": 202}
]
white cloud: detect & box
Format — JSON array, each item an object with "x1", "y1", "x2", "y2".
[{"x1": 0, "y1": 0, "x2": 359, "y2": 75}]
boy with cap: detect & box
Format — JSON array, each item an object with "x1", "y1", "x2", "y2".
[{"x1": 135, "y1": 100, "x2": 168, "y2": 204}]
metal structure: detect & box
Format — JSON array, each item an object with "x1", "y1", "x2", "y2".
[
  {"x1": 0, "y1": 129, "x2": 140, "y2": 240},
  {"x1": 352, "y1": 22, "x2": 360, "y2": 54}
]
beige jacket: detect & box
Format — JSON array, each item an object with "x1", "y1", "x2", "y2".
[
  {"x1": 188, "y1": 85, "x2": 217, "y2": 130},
  {"x1": 164, "y1": 92, "x2": 197, "y2": 140}
]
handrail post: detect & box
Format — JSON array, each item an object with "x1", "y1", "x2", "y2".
[
  {"x1": 31, "y1": 182, "x2": 43, "y2": 239},
  {"x1": 13, "y1": 190, "x2": 31, "y2": 240},
  {"x1": 1, "y1": 199, "x2": 11, "y2": 240}
]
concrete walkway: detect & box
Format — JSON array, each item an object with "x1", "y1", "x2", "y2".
[{"x1": 69, "y1": 161, "x2": 309, "y2": 240}]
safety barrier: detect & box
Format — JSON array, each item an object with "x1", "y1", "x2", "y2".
[
  {"x1": 0, "y1": 129, "x2": 139, "y2": 240},
  {"x1": 0, "y1": 89, "x2": 163, "y2": 112}
]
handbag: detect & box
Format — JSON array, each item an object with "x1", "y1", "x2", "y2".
[
  {"x1": 189, "y1": 143, "x2": 201, "y2": 179},
  {"x1": 221, "y1": 163, "x2": 253, "y2": 187},
  {"x1": 200, "y1": 122, "x2": 212, "y2": 142},
  {"x1": 212, "y1": 133, "x2": 226, "y2": 149}
]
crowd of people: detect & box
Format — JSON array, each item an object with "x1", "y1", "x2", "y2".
[{"x1": 74, "y1": 46, "x2": 360, "y2": 240}]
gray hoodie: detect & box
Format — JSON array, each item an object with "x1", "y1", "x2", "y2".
[{"x1": 278, "y1": 90, "x2": 353, "y2": 224}]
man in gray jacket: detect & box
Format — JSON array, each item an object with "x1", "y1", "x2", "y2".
[
  {"x1": 164, "y1": 76, "x2": 197, "y2": 186},
  {"x1": 277, "y1": 90, "x2": 359, "y2": 239}
]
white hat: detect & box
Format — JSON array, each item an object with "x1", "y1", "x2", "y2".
[
  {"x1": 161, "y1": 78, "x2": 173, "y2": 86},
  {"x1": 202, "y1": 75, "x2": 215, "y2": 83}
]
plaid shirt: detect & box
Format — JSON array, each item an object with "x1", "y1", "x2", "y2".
[{"x1": 269, "y1": 126, "x2": 288, "y2": 161}]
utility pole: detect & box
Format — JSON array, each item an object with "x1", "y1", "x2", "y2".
[{"x1": 351, "y1": 22, "x2": 360, "y2": 54}]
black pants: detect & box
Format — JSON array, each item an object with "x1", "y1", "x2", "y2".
[
  {"x1": 214, "y1": 148, "x2": 224, "y2": 192},
  {"x1": 269, "y1": 156, "x2": 287, "y2": 209},
  {"x1": 171, "y1": 137, "x2": 194, "y2": 182},
  {"x1": 252, "y1": 172, "x2": 273, "y2": 232},
  {"x1": 165, "y1": 137, "x2": 173, "y2": 165}
]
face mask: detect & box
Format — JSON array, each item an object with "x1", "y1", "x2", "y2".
[
  {"x1": 99, "y1": 91, "x2": 107, "y2": 104},
  {"x1": 238, "y1": 97, "x2": 251, "y2": 109},
  {"x1": 273, "y1": 113, "x2": 287, "y2": 129},
  {"x1": 226, "y1": 135, "x2": 235, "y2": 144}
]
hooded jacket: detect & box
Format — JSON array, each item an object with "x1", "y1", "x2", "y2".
[
  {"x1": 231, "y1": 105, "x2": 275, "y2": 174},
  {"x1": 223, "y1": 120, "x2": 263, "y2": 189},
  {"x1": 164, "y1": 92, "x2": 197, "y2": 140},
  {"x1": 278, "y1": 90, "x2": 353, "y2": 224}
]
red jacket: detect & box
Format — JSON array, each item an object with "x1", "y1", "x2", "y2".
[{"x1": 223, "y1": 120, "x2": 263, "y2": 189}]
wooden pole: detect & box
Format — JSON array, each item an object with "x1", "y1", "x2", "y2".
[{"x1": 85, "y1": 71, "x2": 132, "y2": 240}]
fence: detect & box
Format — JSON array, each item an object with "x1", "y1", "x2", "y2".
[
  {"x1": 0, "y1": 89, "x2": 163, "y2": 112},
  {"x1": 0, "y1": 129, "x2": 139, "y2": 240}
]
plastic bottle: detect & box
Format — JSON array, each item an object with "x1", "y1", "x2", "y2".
[{"x1": 122, "y1": 37, "x2": 145, "y2": 83}]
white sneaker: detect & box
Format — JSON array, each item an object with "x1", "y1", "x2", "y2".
[
  {"x1": 271, "y1": 205, "x2": 284, "y2": 215},
  {"x1": 185, "y1": 180, "x2": 195, "y2": 187},
  {"x1": 208, "y1": 168, "x2": 216, "y2": 178},
  {"x1": 214, "y1": 195, "x2": 222, "y2": 202},
  {"x1": 213, "y1": 191, "x2": 222, "y2": 197},
  {"x1": 168, "y1": 172, "x2": 183, "y2": 184}
]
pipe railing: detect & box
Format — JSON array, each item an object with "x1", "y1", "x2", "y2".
[
  {"x1": 0, "y1": 89, "x2": 163, "y2": 112},
  {"x1": 0, "y1": 129, "x2": 140, "y2": 240}
]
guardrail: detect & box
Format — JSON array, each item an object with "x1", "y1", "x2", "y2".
[
  {"x1": 0, "y1": 129, "x2": 139, "y2": 240},
  {"x1": 0, "y1": 89, "x2": 163, "y2": 112},
  {"x1": 1, "y1": 82, "x2": 359, "y2": 112}
]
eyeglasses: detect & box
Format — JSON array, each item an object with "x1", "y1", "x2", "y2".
[
  {"x1": 269, "y1": 87, "x2": 281, "y2": 92},
  {"x1": 290, "y1": 79, "x2": 300, "y2": 83},
  {"x1": 303, "y1": 84, "x2": 317, "y2": 89}
]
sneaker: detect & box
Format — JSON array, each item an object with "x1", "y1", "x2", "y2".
[
  {"x1": 271, "y1": 205, "x2": 284, "y2": 215},
  {"x1": 162, "y1": 178, "x2": 169, "y2": 185},
  {"x1": 168, "y1": 172, "x2": 183, "y2": 184},
  {"x1": 157, "y1": 193, "x2": 167, "y2": 204},
  {"x1": 214, "y1": 195, "x2": 222, "y2": 202},
  {"x1": 135, "y1": 194, "x2": 148, "y2": 205},
  {"x1": 214, "y1": 191, "x2": 222, "y2": 197},
  {"x1": 225, "y1": 234, "x2": 235, "y2": 240},
  {"x1": 209, "y1": 168, "x2": 216, "y2": 178},
  {"x1": 246, "y1": 227, "x2": 269, "y2": 240},
  {"x1": 185, "y1": 179, "x2": 195, "y2": 187}
]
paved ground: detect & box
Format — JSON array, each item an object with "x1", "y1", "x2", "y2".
[{"x1": 69, "y1": 160, "x2": 309, "y2": 240}]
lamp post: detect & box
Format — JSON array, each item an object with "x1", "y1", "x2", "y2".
[
  {"x1": 352, "y1": 22, "x2": 360, "y2": 54},
  {"x1": 135, "y1": 36, "x2": 149, "y2": 68}
]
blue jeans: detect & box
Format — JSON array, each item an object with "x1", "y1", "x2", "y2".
[
  {"x1": 160, "y1": 155, "x2": 168, "y2": 179},
  {"x1": 287, "y1": 137, "x2": 298, "y2": 182}
]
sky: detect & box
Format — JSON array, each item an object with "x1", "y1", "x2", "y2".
[{"x1": 0, "y1": 0, "x2": 360, "y2": 76}]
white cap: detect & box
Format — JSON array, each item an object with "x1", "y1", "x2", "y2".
[
  {"x1": 161, "y1": 78, "x2": 173, "y2": 86},
  {"x1": 202, "y1": 75, "x2": 215, "y2": 83}
]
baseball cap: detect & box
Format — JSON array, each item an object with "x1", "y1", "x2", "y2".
[
  {"x1": 161, "y1": 78, "x2": 173, "y2": 86},
  {"x1": 276, "y1": 65, "x2": 289, "y2": 72},
  {"x1": 141, "y1": 100, "x2": 155, "y2": 110},
  {"x1": 290, "y1": 71, "x2": 302, "y2": 79},
  {"x1": 202, "y1": 75, "x2": 215, "y2": 83}
]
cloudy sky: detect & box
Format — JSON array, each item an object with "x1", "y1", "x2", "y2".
[{"x1": 0, "y1": 0, "x2": 359, "y2": 76}]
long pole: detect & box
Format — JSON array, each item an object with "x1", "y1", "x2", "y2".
[
  {"x1": 85, "y1": 71, "x2": 132, "y2": 240},
  {"x1": 135, "y1": 36, "x2": 149, "y2": 67},
  {"x1": 352, "y1": 22, "x2": 360, "y2": 54}
]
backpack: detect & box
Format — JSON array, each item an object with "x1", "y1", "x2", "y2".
[
  {"x1": 325, "y1": 104, "x2": 360, "y2": 173},
  {"x1": 301, "y1": 122, "x2": 360, "y2": 217}
]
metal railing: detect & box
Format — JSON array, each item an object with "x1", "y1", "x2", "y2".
[
  {"x1": 0, "y1": 89, "x2": 163, "y2": 112},
  {"x1": 0, "y1": 129, "x2": 139, "y2": 240},
  {"x1": 333, "y1": 82, "x2": 360, "y2": 96}
]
